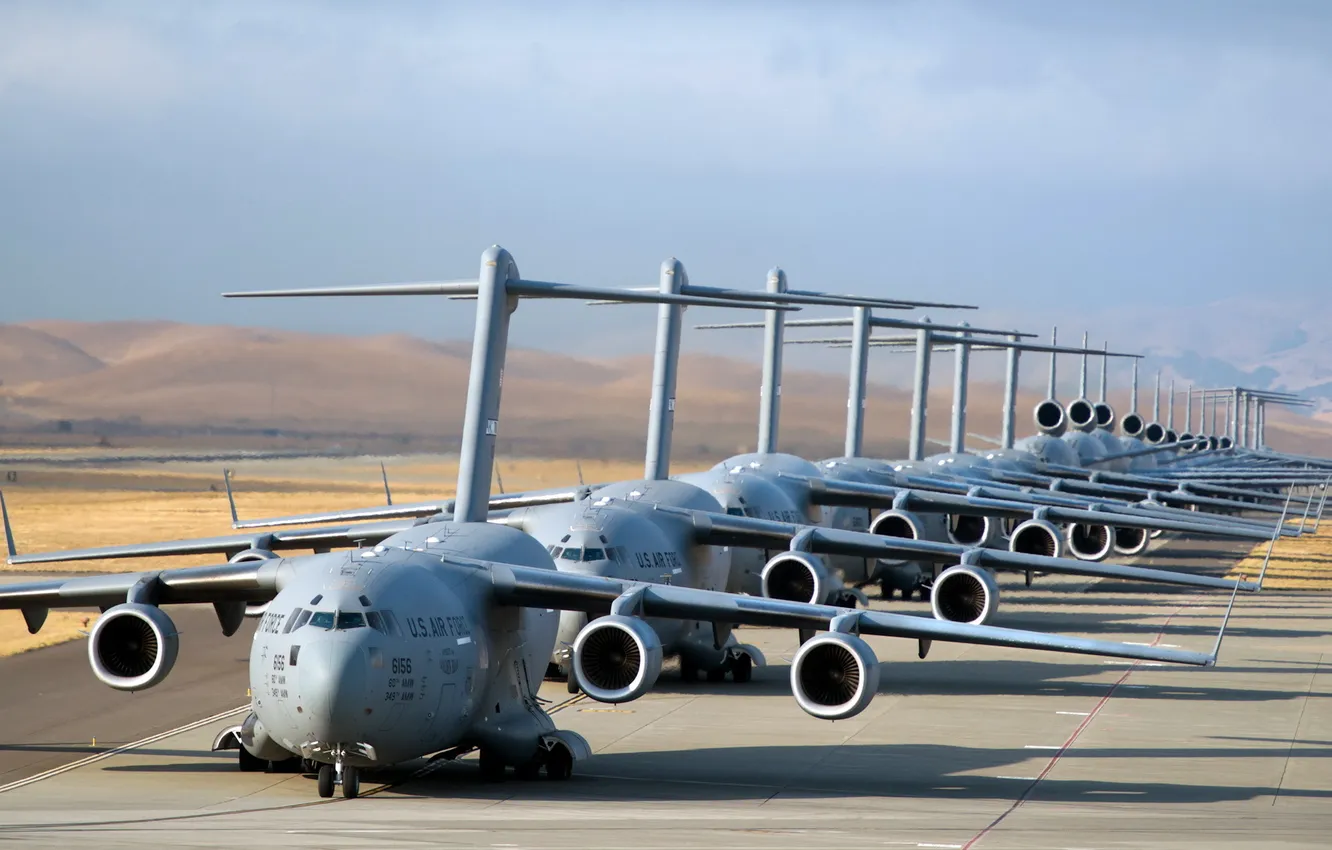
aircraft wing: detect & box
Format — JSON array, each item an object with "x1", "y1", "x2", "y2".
[
  {"x1": 230, "y1": 489, "x2": 586, "y2": 530},
  {"x1": 491, "y1": 563, "x2": 1226, "y2": 667},
  {"x1": 645, "y1": 504, "x2": 1258, "y2": 592},
  {"x1": 797, "y1": 476, "x2": 1280, "y2": 541},
  {"x1": 5, "y1": 519, "x2": 417, "y2": 566}
]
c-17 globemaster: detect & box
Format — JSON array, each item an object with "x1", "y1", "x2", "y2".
[{"x1": 0, "y1": 247, "x2": 1242, "y2": 801}]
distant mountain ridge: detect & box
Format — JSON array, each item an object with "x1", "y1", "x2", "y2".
[{"x1": 3, "y1": 320, "x2": 1330, "y2": 460}]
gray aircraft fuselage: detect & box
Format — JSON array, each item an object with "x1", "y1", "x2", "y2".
[
  {"x1": 502, "y1": 478, "x2": 744, "y2": 676},
  {"x1": 247, "y1": 520, "x2": 566, "y2": 772}
]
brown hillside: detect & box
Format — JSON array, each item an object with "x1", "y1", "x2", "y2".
[{"x1": 3, "y1": 320, "x2": 1330, "y2": 462}]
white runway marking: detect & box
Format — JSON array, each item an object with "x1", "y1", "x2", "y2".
[{"x1": 0, "y1": 703, "x2": 249, "y2": 795}]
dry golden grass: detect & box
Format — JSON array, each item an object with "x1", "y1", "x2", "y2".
[
  {"x1": 1, "y1": 455, "x2": 657, "y2": 652},
  {"x1": 1225, "y1": 523, "x2": 1332, "y2": 590},
  {"x1": 2, "y1": 457, "x2": 653, "y2": 574},
  {"x1": 0, "y1": 611, "x2": 93, "y2": 657}
]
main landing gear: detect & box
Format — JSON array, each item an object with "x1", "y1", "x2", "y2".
[
  {"x1": 680, "y1": 651, "x2": 753, "y2": 684},
  {"x1": 316, "y1": 758, "x2": 360, "y2": 799},
  {"x1": 478, "y1": 746, "x2": 575, "y2": 782},
  {"x1": 879, "y1": 580, "x2": 931, "y2": 602}
]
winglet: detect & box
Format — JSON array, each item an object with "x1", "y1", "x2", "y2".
[
  {"x1": 222, "y1": 468, "x2": 239, "y2": 526},
  {"x1": 1, "y1": 490, "x2": 16, "y2": 561},
  {"x1": 1256, "y1": 488, "x2": 1294, "y2": 591},
  {"x1": 380, "y1": 462, "x2": 393, "y2": 506},
  {"x1": 1208, "y1": 576, "x2": 1243, "y2": 665}
]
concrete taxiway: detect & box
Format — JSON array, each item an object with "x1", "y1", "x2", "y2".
[{"x1": 2, "y1": 540, "x2": 1331, "y2": 848}]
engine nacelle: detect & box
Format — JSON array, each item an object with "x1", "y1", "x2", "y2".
[
  {"x1": 760, "y1": 551, "x2": 830, "y2": 605},
  {"x1": 1094, "y1": 402, "x2": 1117, "y2": 433},
  {"x1": 1066, "y1": 522, "x2": 1113, "y2": 561},
  {"x1": 1121, "y1": 412, "x2": 1146, "y2": 439},
  {"x1": 1219, "y1": 436, "x2": 1233, "y2": 450},
  {"x1": 1065, "y1": 398, "x2": 1097, "y2": 433},
  {"x1": 790, "y1": 632, "x2": 880, "y2": 720},
  {"x1": 1179, "y1": 433, "x2": 1196, "y2": 453},
  {"x1": 1112, "y1": 525, "x2": 1150, "y2": 556},
  {"x1": 228, "y1": 547, "x2": 278, "y2": 563},
  {"x1": 869, "y1": 509, "x2": 923, "y2": 541},
  {"x1": 1143, "y1": 422, "x2": 1166, "y2": 445},
  {"x1": 930, "y1": 564, "x2": 1001, "y2": 625},
  {"x1": 1008, "y1": 518, "x2": 1062, "y2": 558},
  {"x1": 571, "y1": 615, "x2": 663, "y2": 704},
  {"x1": 88, "y1": 603, "x2": 180, "y2": 691},
  {"x1": 1033, "y1": 399, "x2": 1067, "y2": 437},
  {"x1": 1165, "y1": 428, "x2": 1178, "y2": 445},
  {"x1": 945, "y1": 513, "x2": 996, "y2": 548}
]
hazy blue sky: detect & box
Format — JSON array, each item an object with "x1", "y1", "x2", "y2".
[{"x1": 4, "y1": 1, "x2": 1331, "y2": 386}]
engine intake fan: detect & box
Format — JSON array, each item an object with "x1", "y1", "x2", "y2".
[
  {"x1": 1112, "y1": 525, "x2": 1150, "y2": 556},
  {"x1": 790, "y1": 632, "x2": 880, "y2": 720},
  {"x1": 930, "y1": 564, "x2": 1000, "y2": 625},
  {"x1": 1008, "y1": 518, "x2": 1061, "y2": 558},
  {"x1": 1066, "y1": 522, "x2": 1113, "y2": 561},
  {"x1": 760, "y1": 552, "x2": 830, "y2": 605},
  {"x1": 571, "y1": 615, "x2": 663, "y2": 704},
  {"x1": 89, "y1": 603, "x2": 180, "y2": 691}
]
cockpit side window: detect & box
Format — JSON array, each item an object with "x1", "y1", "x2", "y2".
[
  {"x1": 380, "y1": 610, "x2": 404, "y2": 638},
  {"x1": 559, "y1": 547, "x2": 583, "y2": 561},
  {"x1": 309, "y1": 611, "x2": 334, "y2": 630},
  {"x1": 549, "y1": 546, "x2": 564, "y2": 559},
  {"x1": 336, "y1": 612, "x2": 366, "y2": 630},
  {"x1": 726, "y1": 507, "x2": 745, "y2": 517},
  {"x1": 366, "y1": 611, "x2": 386, "y2": 634},
  {"x1": 282, "y1": 608, "x2": 304, "y2": 634},
  {"x1": 581, "y1": 548, "x2": 605, "y2": 562}
]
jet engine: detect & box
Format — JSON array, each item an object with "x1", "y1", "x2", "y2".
[
  {"x1": 945, "y1": 513, "x2": 996, "y2": 548},
  {"x1": 1033, "y1": 399, "x2": 1067, "y2": 437},
  {"x1": 571, "y1": 615, "x2": 663, "y2": 704},
  {"x1": 1219, "y1": 436, "x2": 1233, "y2": 450},
  {"x1": 1094, "y1": 402, "x2": 1117, "y2": 433},
  {"x1": 1008, "y1": 518, "x2": 1062, "y2": 557},
  {"x1": 1143, "y1": 422, "x2": 1167, "y2": 445},
  {"x1": 930, "y1": 564, "x2": 1001, "y2": 625},
  {"x1": 1066, "y1": 522, "x2": 1113, "y2": 561},
  {"x1": 89, "y1": 603, "x2": 180, "y2": 691},
  {"x1": 869, "y1": 509, "x2": 923, "y2": 541},
  {"x1": 1121, "y1": 412, "x2": 1146, "y2": 439},
  {"x1": 1112, "y1": 525, "x2": 1150, "y2": 556},
  {"x1": 1065, "y1": 398, "x2": 1097, "y2": 433},
  {"x1": 790, "y1": 632, "x2": 880, "y2": 720},
  {"x1": 760, "y1": 551, "x2": 830, "y2": 606}
]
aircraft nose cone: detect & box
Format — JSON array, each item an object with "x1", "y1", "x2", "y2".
[{"x1": 298, "y1": 637, "x2": 369, "y2": 743}]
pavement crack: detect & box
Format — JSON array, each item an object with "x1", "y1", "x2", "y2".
[{"x1": 1272, "y1": 651, "x2": 1323, "y2": 806}]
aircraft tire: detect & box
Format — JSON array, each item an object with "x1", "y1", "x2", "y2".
[
  {"x1": 515, "y1": 761, "x2": 542, "y2": 781},
  {"x1": 731, "y1": 654, "x2": 753, "y2": 684},
  {"x1": 237, "y1": 746, "x2": 265, "y2": 773},
  {"x1": 706, "y1": 667, "x2": 726, "y2": 683},
  {"x1": 341, "y1": 767, "x2": 360, "y2": 799},
  {"x1": 680, "y1": 658, "x2": 699, "y2": 682},
  {"x1": 545, "y1": 748, "x2": 573, "y2": 781},
  {"x1": 317, "y1": 765, "x2": 334, "y2": 798},
  {"x1": 478, "y1": 748, "x2": 506, "y2": 782}
]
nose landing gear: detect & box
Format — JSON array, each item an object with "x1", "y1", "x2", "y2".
[{"x1": 316, "y1": 756, "x2": 360, "y2": 799}]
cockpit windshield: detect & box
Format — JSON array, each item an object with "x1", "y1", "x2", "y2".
[
  {"x1": 309, "y1": 611, "x2": 335, "y2": 629},
  {"x1": 559, "y1": 548, "x2": 583, "y2": 561},
  {"x1": 581, "y1": 548, "x2": 605, "y2": 562},
  {"x1": 336, "y1": 612, "x2": 366, "y2": 630}
]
